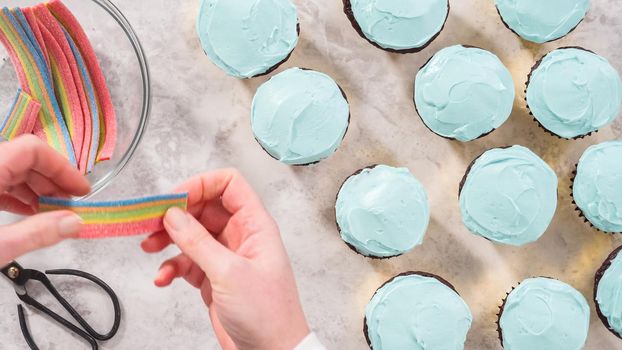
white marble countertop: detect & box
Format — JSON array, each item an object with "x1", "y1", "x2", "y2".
[{"x1": 2, "y1": 0, "x2": 622, "y2": 349}]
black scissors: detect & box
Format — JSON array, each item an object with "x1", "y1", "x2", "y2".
[{"x1": 1, "y1": 261, "x2": 122, "y2": 349}]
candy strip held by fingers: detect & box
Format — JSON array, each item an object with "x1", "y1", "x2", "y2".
[
  {"x1": 1, "y1": 89, "x2": 40, "y2": 139},
  {"x1": 34, "y1": 4, "x2": 92, "y2": 173},
  {"x1": 39, "y1": 194, "x2": 189, "y2": 239},
  {"x1": 47, "y1": 0, "x2": 116, "y2": 162},
  {"x1": 0, "y1": 7, "x2": 76, "y2": 165}
]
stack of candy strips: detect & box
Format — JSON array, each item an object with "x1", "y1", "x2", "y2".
[
  {"x1": 39, "y1": 194, "x2": 189, "y2": 239},
  {"x1": 0, "y1": 0, "x2": 116, "y2": 174},
  {"x1": 0, "y1": 88, "x2": 40, "y2": 139}
]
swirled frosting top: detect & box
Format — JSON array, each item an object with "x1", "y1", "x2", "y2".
[
  {"x1": 251, "y1": 68, "x2": 349, "y2": 165},
  {"x1": 495, "y1": 0, "x2": 590, "y2": 43},
  {"x1": 526, "y1": 48, "x2": 622, "y2": 139},
  {"x1": 573, "y1": 141, "x2": 622, "y2": 233},
  {"x1": 196, "y1": 0, "x2": 299, "y2": 78},
  {"x1": 336, "y1": 165, "x2": 429, "y2": 258},
  {"x1": 596, "y1": 247, "x2": 622, "y2": 337},
  {"x1": 365, "y1": 274, "x2": 472, "y2": 350},
  {"x1": 460, "y1": 146, "x2": 558, "y2": 246},
  {"x1": 500, "y1": 277, "x2": 590, "y2": 350},
  {"x1": 349, "y1": 0, "x2": 449, "y2": 50},
  {"x1": 415, "y1": 45, "x2": 515, "y2": 142}
]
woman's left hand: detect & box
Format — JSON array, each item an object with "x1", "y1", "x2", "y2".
[{"x1": 0, "y1": 135, "x2": 91, "y2": 266}]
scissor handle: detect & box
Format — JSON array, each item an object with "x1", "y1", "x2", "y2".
[
  {"x1": 45, "y1": 269, "x2": 122, "y2": 340},
  {"x1": 15, "y1": 268, "x2": 121, "y2": 349},
  {"x1": 16, "y1": 270, "x2": 99, "y2": 350}
]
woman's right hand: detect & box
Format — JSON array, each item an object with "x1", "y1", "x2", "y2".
[{"x1": 141, "y1": 169, "x2": 311, "y2": 350}]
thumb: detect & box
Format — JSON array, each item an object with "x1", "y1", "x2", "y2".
[
  {"x1": 0, "y1": 211, "x2": 82, "y2": 266},
  {"x1": 164, "y1": 207, "x2": 239, "y2": 280}
]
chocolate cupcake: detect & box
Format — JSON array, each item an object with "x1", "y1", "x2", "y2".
[
  {"x1": 572, "y1": 141, "x2": 622, "y2": 233},
  {"x1": 335, "y1": 165, "x2": 430, "y2": 259},
  {"x1": 594, "y1": 245, "x2": 622, "y2": 339},
  {"x1": 495, "y1": 0, "x2": 590, "y2": 43},
  {"x1": 251, "y1": 67, "x2": 350, "y2": 166},
  {"x1": 414, "y1": 45, "x2": 515, "y2": 142},
  {"x1": 526, "y1": 47, "x2": 622, "y2": 139},
  {"x1": 459, "y1": 146, "x2": 558, "y2": 246},
  {"x1": 497, "y1": 277, "x2": 590, "y2": 350},
  {"x1": 343, "y1": 0, "x2": 449, "y2": 53},
  {"x1": 364, "y1": 272, "x2": 472, "y2": 349},
  {"x1": 196, "y1": 0, "x2": 299, "y2": 79}
]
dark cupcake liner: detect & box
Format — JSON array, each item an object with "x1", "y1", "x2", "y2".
[
  {"x1": 569, "y1": 163, "x2": 620, "y2": 234},
  {"x1": 495, "y1": 6, "x2": 586, "y2": 44},
  {"x1": 335, "y1": 165, "x2": 404, "y2": 260},
  {"x1": 524, "y1": 47, "x2": 598, "y2": 140},
  {"x1": 594, "y1": 245, "x2": 622, "y2": 339},
  {"x1": 254, "y1": 68, "x2": 351, "y2": 166},
  {"x1": 363, "y1": 271, "x2": 460, "y2": 349},
  {"x1": 342, "y1": 0, "x2": 450, "y2": 54},
  {"x1": 413, "y1": 45, "x2": 497, "y2": 142},
  {"x1": 496, "y1": 276, "x2": 557, "y2": 348}
]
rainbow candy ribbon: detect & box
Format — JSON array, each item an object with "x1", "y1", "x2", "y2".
[
  {"x1": 39, "y1": 194, "x2": 189, "y2": 239},
  {"x1": 0, "y1": 7, "x2": 76, "y2": 166},
  {"x1": 0, "y1": 1, "x2": 117, "y2": 174},
  {"x1": 1, "y1": 89, "x2": 40, "y2": 139}
]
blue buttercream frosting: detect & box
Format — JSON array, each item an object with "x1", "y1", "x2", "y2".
[
  {"x1": 573, "y1": 141, "x2": 622, "y2": 233},
  {"x1": 495, "y1": 0, "x2": 590, "y2": 43},
  {"x1": 349, "y1": 0, "x2": 448, "y2": 51},
  {"x1": 460, "y1": 146, "x2": 558, "y2": 246},
  {"x1": 526, "y1": 48, "x2": 622, "y2": 139},
  {"x1": 196, "y1": 0, "x2": 299, "y2": 78},
  {"x1": 251, "y1": 68, "x2": 349, "y2": 165},
  {"x1": 365, "y1": 273, "x2": 472, "y2": 350},
  {"x1": 336, "y1": 165, "x2": 430, "y2": 258},
  {"x1": 596, "y1": 247, "x2": 622, "y2": 337},
  {"x1": 414, "y1": 45, "x2": 515, "y2": 142},
  {"x1": 500, "y1": 277, "x2": 590, "y2": 350}
]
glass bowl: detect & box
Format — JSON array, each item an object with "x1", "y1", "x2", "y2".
[{"x1": 0, "y1": 0, "x2": 151, "y2": 199}]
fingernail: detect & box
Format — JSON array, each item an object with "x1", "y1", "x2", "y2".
[
  {"x1": 165, "y1": 207, "x2": 188, "y2": 231},
  {"x1": 58, "y1": 213, "x2": 83, "y2": 238}
]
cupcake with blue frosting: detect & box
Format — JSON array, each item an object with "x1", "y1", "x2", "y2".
[
  {"x1": 414, "y1": 45, "x2": 515, "y2": 142},
  {"x1": 196, "y1": 0, "x2": 299, "y2": 79},
  {"x1": 595, "y1": 245, "x2": 622, "y2": 339},
  {"x1": 343, "y1": 0, "x2": 450, "y2": 53},
  {"x1": 251, "y1": 68, "x2": 350, "y2": 165},
  {"x1": 526, "y1": 48, "x2": 622, "y2": 139},
  {"x1": 335, "y1": 165, "x2": 430, "y2": 259},
  {"x1": 459, "y1": 146, "x2": 558, "y2": 246},
  {"x1": 497, "y1": 277, "x2": 590, "y2": 350},
  {"x1": 572, "y1": 141, "x2": 622, "y2": 233},
  {"x1": 364, "y1": 272, "x2": 472, "y2": 349},
  {"x1": 495, "y1": 0, "x2": 590, "y2": 43}
]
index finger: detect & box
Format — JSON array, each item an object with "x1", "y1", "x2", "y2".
[
  {"x1": 0, "y1": 135, "x2": 90, "y2": 195},
  {"x1": 176, "y1": 168, "x2": 265, "y2": 215}
]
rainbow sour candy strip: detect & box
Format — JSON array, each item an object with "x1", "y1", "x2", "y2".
[
  {"x1": 39, "y1": 194, "x2": 189, "y2": 239},
  {"x1": 0, "y1": 7, "x2": 76, "y2": 165},
  {"x1": 47, "y1": 0, "x2": 116, "y2": 163},
  {"x1": 38, "y1": 20, "x2": 85, "y2": 167},
  {"x1": 34, "y1": 4, "x2": 92, "y2": 173},
  {"x1": 1, "y1": 89, "x2": 40, "y2": 139},
  {"x1": 62, "y1": 27, "x2": 99, "y2": 173}
]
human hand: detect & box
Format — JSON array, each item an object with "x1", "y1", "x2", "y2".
[
  {"x1": 141, "y1": 169, "x2": 310, "y2": 350},
  {"x1": 0, "y1": 135, "x2": 90, "y2": 266}
]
